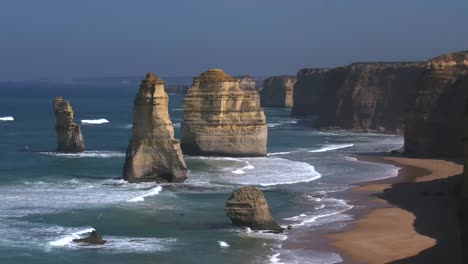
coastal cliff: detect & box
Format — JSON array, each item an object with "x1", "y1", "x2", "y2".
[
  {"x1": 260, "y1": 76, "x2": 296, "y2": 108},
  {"x1": 123, "y1": 73, "x2": 187, "y2": 183},
  {"x1": 405, "y1": 51, "x2": 468, "y2": 157},
  {"x1": 53, "y1": 96, "x2": 85, "y2": 153},
  {"x1": 181, "y1": 69, "x2": 267, "y2": 156},
  {"x1": 235, "y1": 75, "x2": 260, "y2": 106},
  {"x1": 291, "y1": 63, "x2": 424, "y2": 133}
]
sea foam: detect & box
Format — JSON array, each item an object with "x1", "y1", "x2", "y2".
[
  {"x1": 308, "y1": 143, "x2": 354, "y2": 153},
  {"x1": 0, "y1": 116, "x2": 14, "y2": 121},
  {"x1": 81, "y1": 119, "x2": 109, "y2": 125},
  {"x1": 128, "y1": 186, "x2": 163, "y2": 202},
  {"x1": 40, "y1": 151, "x2": 125, "y2": 158}
]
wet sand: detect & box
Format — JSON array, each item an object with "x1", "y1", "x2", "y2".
[{"x1": 328, "y1": 156, "x2": 463, "y2": 264}]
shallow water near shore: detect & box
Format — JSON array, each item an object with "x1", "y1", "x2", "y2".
[{"x1": 0, "y1": 83, "x2": 402, "y2": 263}]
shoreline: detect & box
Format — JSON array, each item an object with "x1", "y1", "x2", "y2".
[{"x1": 327, "y1": 155, "x2": 463, "y2": 264}]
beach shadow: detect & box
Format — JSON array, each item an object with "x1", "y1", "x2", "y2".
[{"x1": 376, "y1": 174, "x2": 463, "y2": 264}]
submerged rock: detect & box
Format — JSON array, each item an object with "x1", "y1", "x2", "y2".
[
  {"x1": 123, "y1": 73, "x2": 187, "y2": 183},
  {"x1": 181, "y1": 69, "x2": 267, "y2": 156},
  {"x1": 261, "y1": 76, "x2": 297, "y2": 108},
  {"x1": 405, "y1": 51, "x2": 468, "y2": 157},
  {"x1": 53, "y1": 96, "x2": 85, "y2": 153},
  {"x1": 73, "y1": 230, "x2": 106, "y2": 245},
  {"x1": 225, "y1": 186, "x2": 282, "y2": 232}
]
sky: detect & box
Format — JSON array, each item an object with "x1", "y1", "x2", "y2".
[{"x1": 0, "y1": 0, "x2": 467, "y2": 80}]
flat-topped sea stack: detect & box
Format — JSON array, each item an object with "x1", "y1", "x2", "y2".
[
  {"x1": 181, "y1": 69, "x2": 267, "y2": 157},
  {"x1": 260, "y1": 76, "x2": 297, "y2": 108},
  {"x1": 235, "y1": 75, "x2": 260, "y2": 106},
  {"x1": 53, "y1": 96, "x2": 85, "y2": 153},
  {"x1": 292, "y1": 62, "x2": 425, "y2": 133},
  {"x1": 405, "y1": 51, "x2": 468, "y2": 157},
  {"x1": 225, "y1": 186, "x2": 282, "y2": 232},
  {"x1": 123, "y1": 73, "x2": 187, "y2": 183}
]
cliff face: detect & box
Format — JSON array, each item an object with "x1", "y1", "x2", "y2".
[
  {"x1": 53, "y1": 97, "x2": 85, "y2": 153},
  {"x1": 291, "y1": 63, "x2": 424, "y2": 133},
  {"x1": 235, "y1": 75, "x2": 260, "y2": 106},
  {"x1": 260, "y1": 76, "x2": 297, "y2": 108},
  {"x1": 181, "y1": 69, "x2": 267, "y2": 156},
  {"x1": 405, "y1": 51, "x2": 468, "y2": 157},
  {"x1": 123, "y1": 73, "x2": 187, "y2": 183}
]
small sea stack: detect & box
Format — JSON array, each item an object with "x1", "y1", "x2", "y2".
[
  {"x1": 73, "y1": 230, "x2": 106, "y2": 245},
  {"x1": 123, "y1": 73, "x2": 187, "y2": 183},
  {"x1": 181, "y1": 69, "x2": 267, "y2": 156},
  {"x1": 225, "y1": 186, "x2": 283, "y2": 232},
  {"x1": 260, "y1": 76, "x2": 297, "y2": 108},
  {"x1": 53, "y1": 96, "x2": 85, "y2": 153}
]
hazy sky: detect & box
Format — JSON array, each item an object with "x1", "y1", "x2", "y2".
[{"x1": 1, "y1": 0, "x2": 467, "y2": 80}]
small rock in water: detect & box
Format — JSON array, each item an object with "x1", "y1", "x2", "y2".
[
  {"x1": 287, "y1": 225, "x2": 293, "y2": 230},
  {"x1": 72, "y1": 230, "x2": 106, "y2": 245}
]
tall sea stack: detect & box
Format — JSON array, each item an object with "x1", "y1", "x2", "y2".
[
  {"x1": 291, "y1": 62, "x2": 424, "y2": 133},
  {"x1": 181, "y1": 69, "x2": 267, "y2": 156},
  {"x1": 260, "y1": 76, "x2": 297, "y2": 108},
  {"x1": 405, "y1": 51, "x2": 468, "y2": 157},
  {"x1": 53, "y1": 96, "x2": 85, "y2": 153},
  {"x1": 123, "y1": 73, "x2": 187, "y2": 183}
]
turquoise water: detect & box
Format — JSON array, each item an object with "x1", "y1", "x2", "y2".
[{"x1": 0, "y1": 83, "x2": 403, "y2": 263}]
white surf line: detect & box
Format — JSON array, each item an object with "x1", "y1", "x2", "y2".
[
  {"x1": 81, "y1": 119, "x2": 109, "y2": 124},
  {"x1": 308, "y1": 143, "x2": 354, "y2": 153}
]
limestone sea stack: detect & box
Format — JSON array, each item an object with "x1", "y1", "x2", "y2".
[
  {"x1": 53, "y1": 96, "x2": 85, "y2": 153},
  {"x1": 291, "y1": 62, "x2": 425, "y2": 133},
  {"x1": 225, "y1": 186, "x2": 282, "y2": 232},
  {"x1": 260, "y1": 76, "x2": 297, "y2": 108},
  {"x1": 235, "y1": 75, "x2": 260, "y2": 106},
  {"x1": 123, "y1": 73, "x2": 187, "y2": 183},
  {"x1": 181, "y1": 69, "x2": 267, "y2": 156},
  {"x1": 405, "y1": 51, "x2": 468, "y2": 157}
]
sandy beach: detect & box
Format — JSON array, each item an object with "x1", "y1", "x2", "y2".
[{"x1": 328, "y1": 156, "x2": 463, "y2": 264}]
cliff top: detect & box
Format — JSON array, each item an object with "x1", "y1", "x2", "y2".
[
  {"x1": 142, "y1": 73, "x2": 164, "y2": 85},
  {"x1": 194, "y1": 68, "x2": 235, "y2": 82},
  {"x1": 428, "y1": 51, "x2": 468, "y2": 70}
]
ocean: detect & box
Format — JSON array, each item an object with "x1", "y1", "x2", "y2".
[{"x1": 0, "y1": 82, "x2": 403, "y2": 264}]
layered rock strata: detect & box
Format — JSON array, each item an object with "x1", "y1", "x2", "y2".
[
  {"x1": 405, "y1": 51, "x2": 468, "y2": 157},
  {"x1": 235, "y1": 75, "x2": 260, "y2": 106},
  {"x1": 291, "y1": 62, "x2": 425, "y2": 133},
  {"x1": 123, "y1": 73, "x2": 187, "y2": 183},
  {"x1": 181, "y1": 69, "x2": 267, "y2": 156},
  {"x1": 53, "y1": 96, "x2": 85, "y2": 153},
  {"x1": 225, "y1": 186, "x2": 282, "y2": 232},
  {"x1": 260, "y1": 76, "x2": 297, "y2": 108}
]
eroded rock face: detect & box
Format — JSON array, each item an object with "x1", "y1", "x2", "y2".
[
  {"x1": 53, "y1": 96, "x2": 85, "y2": 153},
  {"x1": 235, "y1": 75, "x2": 260, "y2": 106},
  {"x1": 123, "y1": 73, "x2": 187, "y2": 183},
  {"x1": 463, "y1": 96, "x2": 468, "y2": 262},
  {"x1": 405, "y1": 51, "x2": 468, "y2": 157},
  {"x1": 73, "y1": 230, "x2": 106, "y2": 245},
  {"x1": 260, "y1": 76, "x2": 297, "y2": 108},
  {"x1": 225, "y1": 186, "x2": 282, "y2": 232},
  {"x1": 181, "y1": 69, "x2": 267, "y2": 156},
  {"x1": 291, "y1": 63, "x2": 424, "y2": 133}
]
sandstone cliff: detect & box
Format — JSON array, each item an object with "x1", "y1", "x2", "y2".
[
  {"x1": 123, "y1": 73, "x2": 187, "y2": 183},
  {"x1": 291, "y1": 63, "x2": 424, "y2": 133},
  {"x1": 225, "y1": 186, "x2": 282, "y2": 232},
  {"x1": 181, "y1": 69, "x2": 267, "y2": 156},
  {"x1": 235, "y1": 75, "x2": 260, "y2": 106},
  {"x1": 53, "y1": 96, "x2": 85, "y2": 153},
  {"x1": 405, "y1": 51, "x2": 468, "y2": 157},
  {"x1": 260, "y1": 76, "x2": 297, "y2": 108}
]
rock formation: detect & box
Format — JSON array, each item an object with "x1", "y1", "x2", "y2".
[
  {"x1": 181, "y1": 69, "x2": 267, "y2": 156},
  {"x1": 235, "y1": 75, "x2": 260, "y2": 106},
  {"x1": 53, "y1": 96, "x2": 85, "y2": 153},
  {"x1": 463, "y1": 95, "x2": 468, "y2": 262},
  {"x1": 225, "y1": 186, "x2": 282, "y2": 232},
  {"x1": 123, "y1": 73, "x2": 187, "y2": 183},
  {"x1": 73, "y1": 230, "x2": 106, "y2": 245},
  {"x1": 260, "y1": 76, "x2": 297, "y2": 108},
  {"x1": 404, "y1": 51, "x2": 468, "y2": 157},
  {"x1": 291, "y1": 62, "x2": 425, "y2": 133}
]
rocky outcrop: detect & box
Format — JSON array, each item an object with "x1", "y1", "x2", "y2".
[
  {"x1": 225, "y1": 186, "x2": 282, "y2": 232},
  {"x1": 291, "y1": 62, "x2": 425, "y2": 133},
  {"x1": 235, "y1": 75, "x2": 260, "y2": 106},
  {"x1": 73, "y1": 230, "x2": 106, "y2": 245},
  {"x1": 53, "y1": 96, "x2": 85, "y2": 153},
  {"x1": 123, "y1": 73, "x2": 187, "y2": 183},
  {"x1": 260, "y1": 76, "x2": 297, "y2": 108},
  {"x1": 181, "y1": 69, "x2": 267, "y2": 156},
  {"x1": 405, "y1": 51, "x2": 468, "y2": 157},
  {"x1": 463, "y1": 96, "x2": 468, "y2": 262}
]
